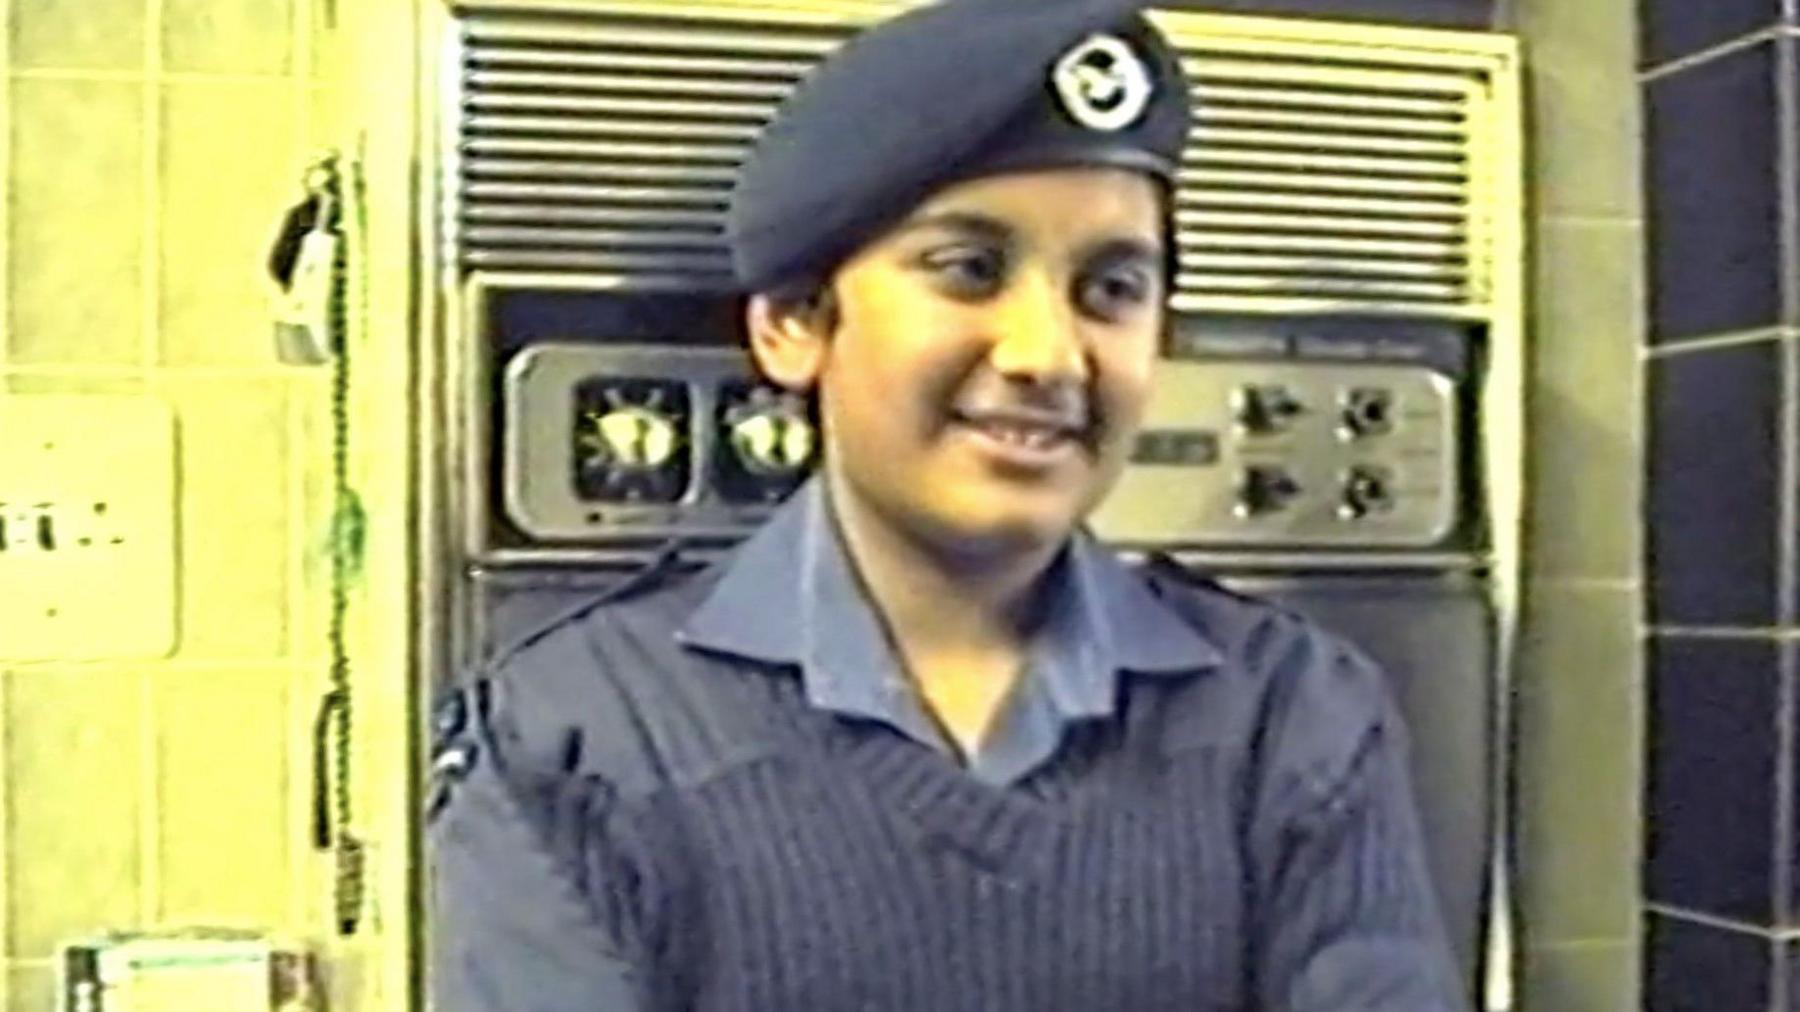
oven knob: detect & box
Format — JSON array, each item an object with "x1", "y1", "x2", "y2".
[
  {"x1": 728, "y1": 405, "x2": 816, "y2": 476},
  {"x1": 1337, "y1": 464, "x2": 1396, "y2": 519},
  {"x1": 1233, "y1": 464, "x2": 1301, "y2": 518},
  {"x1": 1230, "y1": 384, "x2": 1304, "y2": 435},
  {"x1": 1338, "y1": 387, "x2": 1394, "y2": 440},
  {"x1": 581, "y1": 405, "x2": 680, "y2": 472}
]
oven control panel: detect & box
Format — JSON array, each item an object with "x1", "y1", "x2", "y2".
[
  {"x1": 1088, "y1": 360, "x2": 1459, "y2": 548},
  {"x1": 501, "y1": 343, "x2": 814, "y2": 543},
  {"x1": 499, "y1": 346, "x2": 1459, "y2": 551}
]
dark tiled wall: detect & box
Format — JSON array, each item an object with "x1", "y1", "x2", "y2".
[
  {"x1": 1644, "y1": 43, "x2": 1783, "y2": 345},
  {"x1": 1642, "y1": 0, "x2": 1787, "y2": 69},
  {"x1": 1645, "y1": 637, "x2": 1785, "y2": 923},
  {"x1": 1646, "y1": 913, "x2": 1775, "y2": 1011},
  {"x1": 1645, "y1": 343, "x2": 1786, "y2": 625},
  {"x1": 1641, "y1": 3, "x2": 1800, "y2": 1007}
]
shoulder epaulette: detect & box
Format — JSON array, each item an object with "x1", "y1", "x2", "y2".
[
  {"x1": 485, "y1": 540, "x2": 704, "y2": 671},
  {"x1": 1139, "y1": 552, "x2": 1264, "y2": 607},
  {"x1": 1137, "y1": 552, "x2": 1327, "y2": 641}
]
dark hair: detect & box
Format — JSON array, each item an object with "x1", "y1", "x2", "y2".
[
  {"x1": 762, "y1": 275, "x2": 842, "y2": 335},
  {"x1": 1154, "y1": 177, "x2": 1180, "y2": 298}
]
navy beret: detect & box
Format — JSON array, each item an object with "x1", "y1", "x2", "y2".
[{"x1": 728, "y1": 0, "x2": 1192, "y2": 292}]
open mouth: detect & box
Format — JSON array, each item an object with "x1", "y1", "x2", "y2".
[{"x1": 951, "y1": 410, "x2": 1088, "y2": 456}]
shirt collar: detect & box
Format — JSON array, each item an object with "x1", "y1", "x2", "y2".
[{"x1": 676, "y1": 478, "x2": 1224, "y2": 721}]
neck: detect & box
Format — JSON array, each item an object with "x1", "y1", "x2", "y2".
[{"x1": 824, "y1": 474, "x2": 1060, "y2": 664}]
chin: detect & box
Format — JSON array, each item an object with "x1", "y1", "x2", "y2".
[{"x1": 924, "y1": 491, "x2": 1086, "y2": 561}]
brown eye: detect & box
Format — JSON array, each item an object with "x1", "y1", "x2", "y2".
[
  {"x1": 1077, "y1": 264, "x2": 1155, "y2": 321},
  {"x1": 920, "y1": 245, "x2": 1007, "y2": 297}
]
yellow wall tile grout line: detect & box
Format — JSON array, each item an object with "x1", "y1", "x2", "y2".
[
  {"x1": 0, "y1": 0, "x2": 11, "y2": 381},
  {"x1": 0, "y1": 670, "x2": 12, "y2": 1008},
  {"x1": 0, "y1": 0, "x2": 11, "y2": 990},
  {"x1": 11, "y1": 67, "x2": 294, "y2": 83},
  {"x1": 288, "y1": 0, "x2": 319, "y2": 670},
  {"x1": 140, "y1": 0, "x2": 166, "y2": 929},
  {"x1": 2, "y1": 363, "x2": 352, "y2": 380},
  {"x1": 289, "y1": 0, "x2": 320, "y2": 938}
]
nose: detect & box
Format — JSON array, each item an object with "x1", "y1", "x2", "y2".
[{"x1": 985, "y1": 269, "x2": 1089, "y2": 386}]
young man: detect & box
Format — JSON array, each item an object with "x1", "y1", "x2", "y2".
[{"x1": 429, "y1": 0, "x2": 1466, "y2": 1008}]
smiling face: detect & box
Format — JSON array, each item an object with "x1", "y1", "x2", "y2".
[{"x1": 748, "y1": 166, "x2": 1166, "y2": 564}]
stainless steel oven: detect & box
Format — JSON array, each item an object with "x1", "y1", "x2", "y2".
[{"x1": 426, "y1": 1, "x2": 1524, "y2": 1001}]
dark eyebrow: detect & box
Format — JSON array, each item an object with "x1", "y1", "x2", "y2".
[
  {"x1": 1081, "y1": 235, "x2": 1164, "y2": 270},
  {"x1": 892, "y1": 212, "x2": 1162, "y2": 268}
]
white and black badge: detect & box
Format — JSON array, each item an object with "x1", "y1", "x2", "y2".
[{"x1": 1052, "y1": 33, "x2": 1153, "y2": 132}]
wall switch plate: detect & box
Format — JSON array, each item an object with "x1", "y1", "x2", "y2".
[{"x1": 0, "y1": 395, "x2": 177, "y2": 660}]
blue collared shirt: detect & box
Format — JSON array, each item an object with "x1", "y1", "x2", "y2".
[
  {"x1": 678, "y1": 478, "x2": 1223, "y2": 786},
  {"x1": 429, "y1": 478, "x2": 1468, "y2": 1012}
]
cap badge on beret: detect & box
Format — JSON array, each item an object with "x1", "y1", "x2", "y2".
[{"x1": 1052, "y1": 33, "x2": 1154, "y2": 133}]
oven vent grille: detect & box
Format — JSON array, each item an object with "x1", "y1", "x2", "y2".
[{"x1": 448, "y1": 3, "x2": 1515, "y2": 317}]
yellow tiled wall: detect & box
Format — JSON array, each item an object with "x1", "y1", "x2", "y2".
[
  {"x1": 1508, "y1": 0, "x2": 1646, "y2": 1007},
  {"x1": 3, "y1": 1, "x2": 1652, "y2": 1010},
  {"x1": 1, "y1": 1, "x2": 415, "y2": 1009}
]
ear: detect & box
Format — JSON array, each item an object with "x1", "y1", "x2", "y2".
[{"x1": 745, "y1": 293, "x2": 829, "y2": 392}]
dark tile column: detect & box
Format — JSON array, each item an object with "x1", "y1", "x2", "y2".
[{"x1": 1641, "y1": 2, "x2": 1800, "y2": 1007}]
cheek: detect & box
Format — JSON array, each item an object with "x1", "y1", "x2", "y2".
[
  {"x1": 830, "y1": 307, "x2": 986, "y2": 419},
  {"x1": 1092, "y1": 339, "x2": 1158, "y2": 427},
  {"x1": 815, "y1": 335, "x2": 946, "y2": 453}
]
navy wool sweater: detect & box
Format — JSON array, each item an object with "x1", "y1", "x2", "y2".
[{"x1": 428, "y1": 547, "x2": 1465, "y2": 1011}]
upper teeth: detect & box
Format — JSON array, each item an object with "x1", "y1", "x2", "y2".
[{"x1": 976, "y1": 420, "x2": 1062, "y2": 447}]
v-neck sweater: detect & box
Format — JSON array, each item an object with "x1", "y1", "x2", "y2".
[{"x1": 430, "y1": 563, "x2": 1465, "y2": 1011}]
